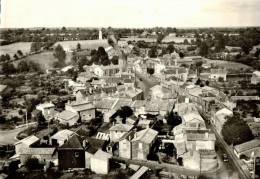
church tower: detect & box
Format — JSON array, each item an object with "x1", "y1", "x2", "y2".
[{"x1": 99, "y1": 29, "x2": 102, "y2": 40}]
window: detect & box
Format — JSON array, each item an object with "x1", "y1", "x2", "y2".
[{"x1": 75, "y1": 152, "x2": 79, "y2": 158}]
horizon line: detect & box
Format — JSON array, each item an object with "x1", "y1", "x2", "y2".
[{"x1": 1, "y1": 25, "x2": 260, "y2": 30}]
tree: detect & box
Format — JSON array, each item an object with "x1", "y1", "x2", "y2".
[
  {"x1": 195, "y1": 61, "x2": 203, "y2": 77},
  {"x1": 165, "y1": 111, "x2": 182, "y2": 128},
  {"x1": 199, "y1": 41, "x2": 209, "y2": 56},
  {"x1": 183, "y1": 39, "x2": 189, "y2": 45},
  {"x1": 222, "y1": 114, "x2": 254, "y2": 145},
  {"x1": 17, "y1": 60, "x2": 29, "y2": 72},
  {"x1": 76, "y1": 43, "x2": 81, "y2": 51},
  {"x1": 53, "y1": 44, "x2": 66, "y2": 67},
  {"x1": 195, "y1": 78, "x2": 202, "y2": 85},
  {"x1": 218, "y1": 77, "x2": 224, "y2": 82},
  {"x1": 30, "y1": 42, "x2": 42, "y2": 52},
  {"x1": 2, "y1": 62, "x2": 16, "y2": 75},
  {"x1": 179, "y1": 52, "x2": 185, "y2": 58},
  {"x1": 166, "y1": 44, "x2": 175, "y2": 54},
  {"x1": 148, "y1": 46, "x2": 158, "y2": 58},
  {"x1": 17, "y1": 50, "x2": 23, "y2": 57},
  {"x1": 156, "y1": 33, "x2": 164, "y2": 43},
  {"x1": 5, "y1": 54, "x2": 11, "y2": 61},
  {"x1": 13, "y1": 54, "x2": 18, "y2": 60},
  {"x1": 147, "y1": 68, "x2": 155, "y2": 76},
  {"x1": 215, "y1": 33, "x2": 226, "y2": 52},
  {"x1": 111, "y1": 56, "x2": 119, "y2": 65},
  {"x1": 37, "y1": 112, "x2": 46, "y2": 129},
  {"x1": 254, "y1": 48, "x2": 260, "y2": 58},
  {"x1": 241, "y1": 38, "x2": 253, "y2": 54},
  {"x1": 117, "y1": 106, "x2": 133, "y2": 123}
]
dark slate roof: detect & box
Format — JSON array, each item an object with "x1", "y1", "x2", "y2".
[{"x1": 59, "y1": 134, "x2": 83, "y2": 150}]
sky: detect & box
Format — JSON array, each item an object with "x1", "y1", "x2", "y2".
[{"x1": 1, "y1": 0, "x2": 260, "y2": 28}]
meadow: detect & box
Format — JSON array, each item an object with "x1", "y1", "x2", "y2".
[
  {"x1": 0, "y1": 42, "x2": 32, "y2": 57},
  {"x1": 12, "y1": 51, "x2": 72, "y2": 70},
  {"x1": 204, "y1": 59, "x2": 252, "y2": 70},
  {"x1": 53, "y1": 39, "x2": 109, "y2": 51}
]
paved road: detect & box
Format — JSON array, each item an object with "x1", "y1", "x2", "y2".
[
  {"x1": 200, "y1": 113, "x2": 251, "y2": 179},
  {"x1": 0, "y1": 127, "x2": 27, "y2": 145}
]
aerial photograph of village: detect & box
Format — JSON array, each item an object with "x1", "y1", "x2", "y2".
[{"x1": 0, "y1": 0, "x2": 259, "y2": 178}]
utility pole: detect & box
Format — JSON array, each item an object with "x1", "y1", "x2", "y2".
[
  {"x1": 199, "y1": 151, "x2": 202, "y2": 175},
  {"x1": 26, "y1": 109, "x2": 28, "y2": 128}
]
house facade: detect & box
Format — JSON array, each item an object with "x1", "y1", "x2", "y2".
[
  {"x1": 109, "y1": 123, "x2": 134, "y2": 142},
  {"x1": 58, "y1": 135, "x2": 85, "y2": 170},
  {"x1": 56, "y1": 110, "x2": 79, "y2": 126},
  {"x1": 251, "y1": 71, "x2": 260, "y2": 84},
  {"x1": 36, "y1": 102, "x2": 55, "y2": 120},
  {"x1": 65, "y1": 100, "x2": 95, "y2": 123},
  {"x1": 131, "y1": 128, "x2": 158, "y2": 160}
]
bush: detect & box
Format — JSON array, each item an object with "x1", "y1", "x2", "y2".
[{"x1": 25, "y1": 157, "x2": 43, "y2": 171}]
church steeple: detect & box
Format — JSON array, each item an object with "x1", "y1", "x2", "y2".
[{"x1": 99, "y1": 29, "x2": 102, "y2": 40}]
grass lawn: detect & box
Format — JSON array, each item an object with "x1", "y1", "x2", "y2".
[{"x1": 0, "y1": 42, "x2": 32, "y2": 58}]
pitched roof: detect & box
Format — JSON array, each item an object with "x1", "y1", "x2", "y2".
[
  {"x1": 20, "y1": 148, "x2": 56, "y2": 155},
  {"x1": 85, "y1": 137, "x2": 107, "y2": 153},
  {"x1": 253, "y1": 71, "x2": 260, "y2": 77},
  {"x1": 113, "y1": 98, "x2": 133, "y2": 110},
  {"x1": 173, "y1": 103, "x2": 199, "y2": 116},
  {"x1": 186, "y1": 131, "x2": 216, "y2": 141},
  {"x1": 234, "y1": 139, "x2": 260, "y2": 154},
  {"x1": 51, "y1": 129, "x2": 75, "y2": 141},
  {"x1": 182, "y1": 113, "x2": 204, "y2": 123},
  {"x1": 93, "y1": 149, "x2": 112, "y2": 160},
  {"x1": 95, "y1": 98, "x2": 118, "y2": 109},
  {"x1": 56, "y1": 110, "x2": 78, "y2": 121},
  {"x1": 0, "y1": 85, "x2": 7, "y2": 93},
  {"x1": 37, "y1": 102, "x2": 55, "y2": 109},
  {"x1": 109, "y1": 123, "x2": 134, "y2": 132},
  {"x1": 132, "y1": 128, "x2": 158, "y2": 144},
  {"x1": 215, "y1": 108, "x2": 233, "y2": 117},
  {"x1": 59, "y1": 134, "x2": 83, "y2": 149},
  {"x1": 66, "y1": 100, "x2": 95, "y2": 111},
  {"x1": 14, "y1": 135, "x2": 39, "y2": 146},
  {"x1": 210, "y1": 68, "x2": 227, "y2": 74}
]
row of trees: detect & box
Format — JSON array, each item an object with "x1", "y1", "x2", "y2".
[
  {"x1": 0, "y1": 50, "x2": 24, "y2": 63},
  {"x1": 1, "y1": 60, "x2": 41, "y2": 75},
  {"x1": 198, "y1": 29, "x2": 260, "y2": 57}
]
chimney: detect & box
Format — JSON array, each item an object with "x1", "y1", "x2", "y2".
[{"x1": 205, "y1": 132, "x2": 209, "y2": 139}]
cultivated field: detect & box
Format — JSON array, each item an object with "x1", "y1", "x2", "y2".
[
  {"x1": 119, "y1": 37, "x2": 157, "y2": 43},
  {"x1": 0, "y1": 42, "x2": 32, "y2": 57},
  {"x1": 53, "y1": 39, "x2": 109, "y2": 51},
  {"x1": 204, "y1": 59, "x2": 252, "y2": 70}
]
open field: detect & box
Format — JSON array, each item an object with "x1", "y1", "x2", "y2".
[
  {"x1": 0, "y1": 42, "x2": 32, "y2": 57},
  {"x1": 53, "y1": 39, "x2": 109, "y2": 51},
  {"x1": 204, "y1": 59, "x2": 253, "y2": 70},
  {"x1": 119, "y1": 37, "x2": 157, "y2": 43},
  {"x1": 12, "y1": 51, "x2": 72, "y2": 70}
]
